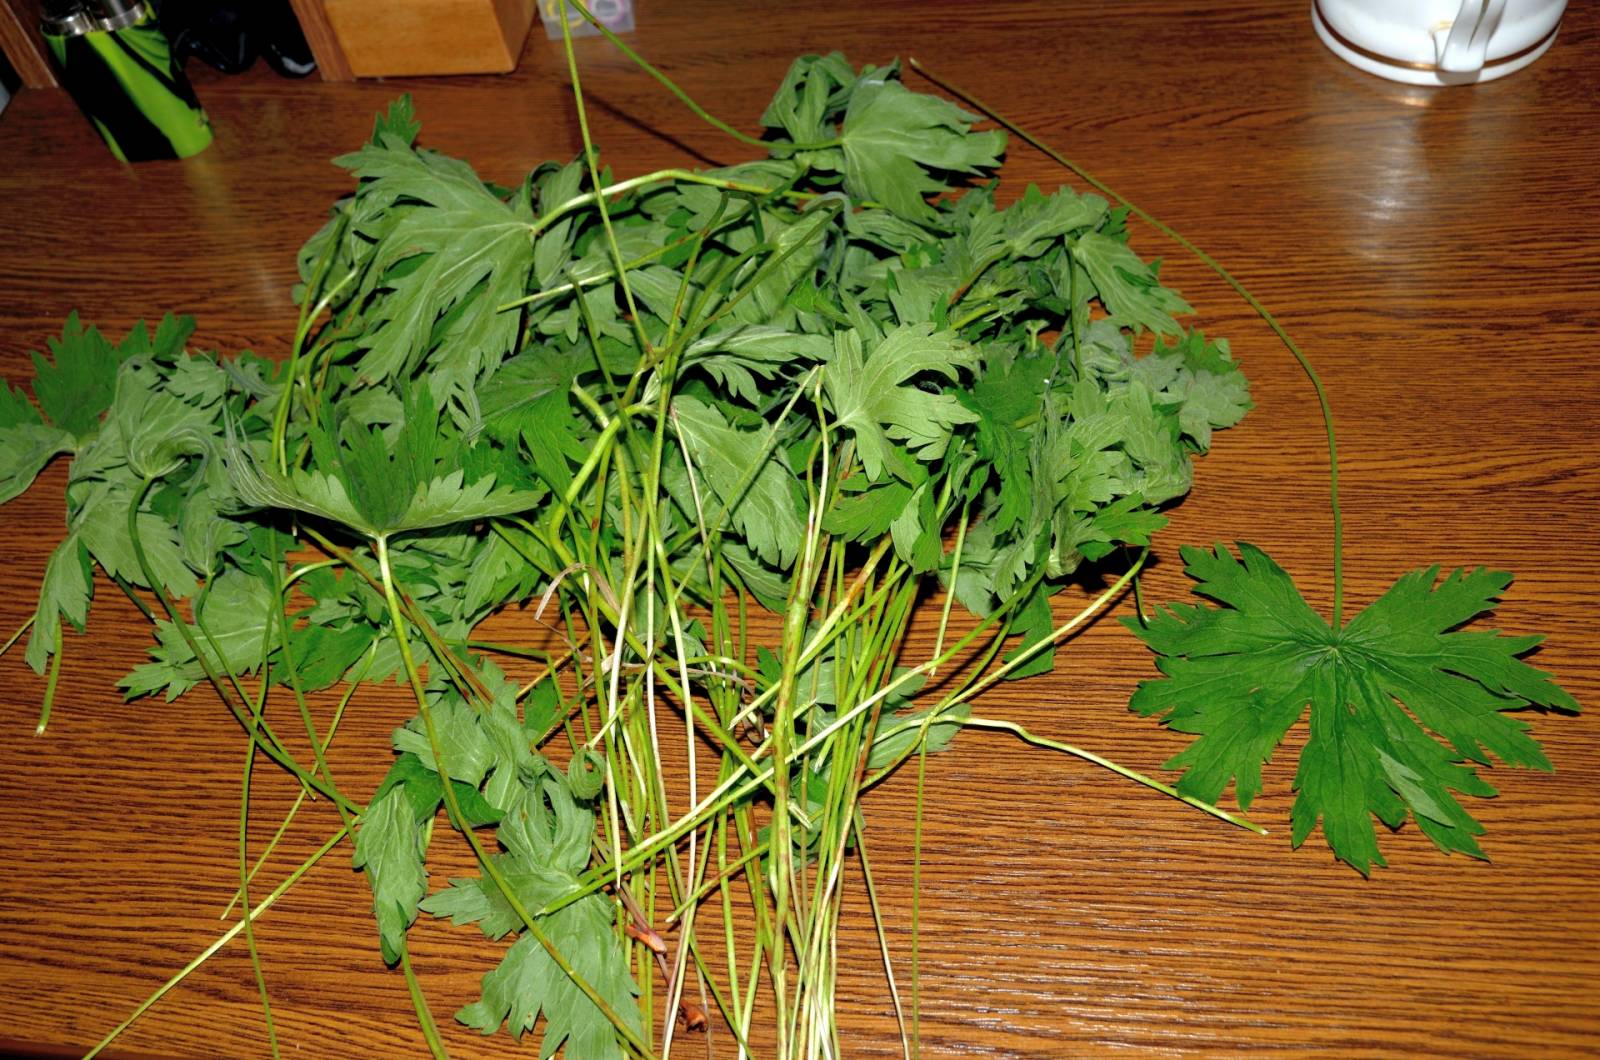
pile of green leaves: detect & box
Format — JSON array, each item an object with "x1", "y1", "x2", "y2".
[{"x1": 0, "y1": 35, "x2": 1575, "y2": 1059}]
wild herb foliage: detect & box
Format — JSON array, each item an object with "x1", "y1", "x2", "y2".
[
  {"x1": 1126, "y1": 544, "x2": 1578, "y2": 875},
  {"x1": 0, "y1": 45, "x2": 1573, "y2": 1059}
]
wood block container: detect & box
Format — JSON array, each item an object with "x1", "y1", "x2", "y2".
[{"x1": 318, "y1": 0, "x2": 538, "y2": 76}]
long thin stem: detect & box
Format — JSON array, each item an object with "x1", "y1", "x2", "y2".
[
  {"x1": 236, "y1": 595, "x2": 285, "y2": 1060},
  {"x1": 0, "y1": 613, "x2": 33, "y2": 660},
  {"x1": 909, "y1": 733, "x2": 928, "y2": 1059},
  {"x1": 84, "y1": 826, "x2": 349, "y2": 1060},
  {"x1": 221, "y1": 644, "x2": 374, "y2": 919},
  {"x1": 961, "y1": 716, "x2": 1267, "y2": 835},
  {"x1": 565, "y1": 0, "x2": 840, "y2": 153},
  {"x1": 400, "y1": 943, "x2": 448, "y2": 1059},
  {"x1": 854, "y1": 818, "x2": 910, "y2": 1060},
  {"x1": 34, "y1": 634, "x2": 61, "y2": 735},
  {"x1": 908, "y1": 58, "x2": 1346, "y2": 626}
]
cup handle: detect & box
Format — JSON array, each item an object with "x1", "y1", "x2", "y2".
[{"x1": 1434, "y1": 0, "x2": 1509, "y2": 72}]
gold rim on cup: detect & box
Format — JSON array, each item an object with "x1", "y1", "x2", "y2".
[{"x1": 1313, "y1": 0, "x2": 1561, "y2": 72}]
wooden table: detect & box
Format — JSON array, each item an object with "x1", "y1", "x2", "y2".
[{"x1": 1, "y1": 2, "x2": 1596, "y2": 1055}]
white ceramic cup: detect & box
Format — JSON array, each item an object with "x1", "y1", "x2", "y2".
[{"x1": 1313, "y1": 0, "x2": 1566, "y2": 85}]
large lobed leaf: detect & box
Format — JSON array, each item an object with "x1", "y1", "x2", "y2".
[{"x1": 1125, "y1": 542, "x2": 1579, "y2": 874}]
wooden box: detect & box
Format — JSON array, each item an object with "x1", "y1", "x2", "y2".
[{"x1": 318, "y1": 0, "x2": 538, "y2": 77}]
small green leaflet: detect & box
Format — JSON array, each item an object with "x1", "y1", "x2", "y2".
[
  {"x1": 393, "y1": 697, "x2": 493, "y2": 789},
  {"x1": 837, "y1": 79, "x2": 1007, "y2": 223},
  {"x1": 0, "y1": 422, "x2": 72, "y2": 506},
  {"x1": 759, "y1": 52, "x2": 862, "y2": 148},
  {"x1": 1072, "y1": 231, "x2": 1191, "y2": 336},
  {"x1": 371, "y1": 94, "x2": 421, "y2": 147},
  {"x1": 352, "y1": 783, "x2": 429, "y2": 966},
  {"x1": 422, "y1": 778, "x2": 640, "y2": 1056},
  {"x1": 29, "y1": 312, "x2": 127, "y2": 440},
  {"x1": 1124, "y1": 543, "x2": 1579, "y2": 874},
  {"x1": 821, "y1": 322, "x2": 979, "y2": 482},
  {"x1": 822, "y1": 479, "x2": 914, "y2": 543},
  {"x1": 2, "y1": 314, "x2": 204, "y2": 504},
  {"x1": 1132, "y1": 331, "x2": 1251, "y2": 451},
  {"x1": 24, "y1": 534, "x2": 91, "y2": 674},
  {"x1": 120, "y1": 569, "x2": 276, "y2": 700}
]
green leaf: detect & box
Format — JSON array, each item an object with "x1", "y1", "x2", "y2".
[
  {"x1": 193, "y1": 570, "x2": 277, "y2": 672},
  {"x1": 0, "y1": 423, "x2": 73, "y2": 505},
  {"x1": 821, "y1": 323, "x2": 980, "y2": 481},
  {"x1": 179, "y1": 475, "x2": 249, "y2": 578},
  {"x1": 226, "y1": 383, "x2": 542, "y2": 538},
  {"x1": 1003, "y1": 581, "x2": 1056, "y2": 679},
  {"x1": 372, "y1": 751, "x2": 502, "y2": 828},
  {"x1": 867, "y1": 703, "x2": 970, "y2": 770},
  {"x1": 393, "y1": 696, "x2": 494, "y2": 789},
  {"x1": 822, "y1": 480, "x2": 913, "y2": 542},
  {"x1": 681, "y1": 325, "x2": 830, "y2": 405},
  {"x1": 74, "y1": 483, "x2": 196, "y2": 599},
  {"x1": 1136, "y1": 331, "x2": 1251, "y2": 450},
  {"x1": 1073, "y1": 231, "x2": 1191, "y2": 336},
  {"x1": 422, "y1": 778, "x2": 640, "y2": 1054},
  {"x1": 272, "y1": 620, "x2": 376, "y2": 692},
  {"x1": 372, "y1": 94, "x2": 421, "y2": 147},
  {"x1": 338, "y1": 141, "x2": 535, "y2": 384},
  {"x1": 29, "y1": 313, "x2": 126, "y2": 440},
  {"x1": 837, "y1": 79, "x2": 1006, "y2": 223},
  {"x1": 120, "y1": 569, "x2": 275, "y2": 700},
  {"x1": 888, "y1": 480, "x2": 942, "y2": 573},
  {"x1": 24, "y1": 534, "x2": 91, "y2": 675},
  {"x1": 959, "y1": 346, "x2": 1053, "y2": 536},
  {"x1": 112, "y1": 359, "x2": 221, "y2": 479},
  {"x1": 352, "y1": 783, "x2": 428, "y2": 966},
  {"x1": 1074, "y1": 493, "x2": 1167, "y2": 563},
  {"x1": 1125, "y1": 542, "x2": 1579, "y2": 874},
  {"x1": 0, "y1": 381, "x2": 42, "y2": 429},
  {"x1": 759, "y1": 52, "x2": 859, "y2": 146}
]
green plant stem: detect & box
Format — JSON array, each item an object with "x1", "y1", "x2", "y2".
[
  {"x1": 237, "y1": 598, "x2": 284, "y2": 1060},
  {"x1": 559, "y1": 1, "x2": 652, "y2": 358},
  {"x1": 0, "y1": 613, "x2": 33, "y2": 660},
  {"x1": 962, "y1": 715, "x2": 1267, "y2": 834},
  {"x1": 273, "y1": 212, "x2": 353, "y2": 474},
  {"x1": 273, "y1": 559, "x2": 355, "y2": 837},
  {"x1": 110, "y1": 572, "x2": 157, "y2": 624},
  {"x1": 34, "y1": 636, "x2": 61, "y2": 735},
  {"x1": 909, "y1": 730, "x2": 928, "y2": 1059},
  {"x1": 400, "y1": 943, "x2": 448, "y2": 1059},
  {"x1": 931, "y1": 499, "x2": 971, "y2": 674},
  {"x1": 853, "y1": 817, "x2": 910, "y2": 1059},
  {"x1": 537, "y1": 562, "x2": 1062, "y2": 920},
  {"x1": 300, "y1": 526, "x2": 498, "y2": 708},
  {"x1": 84, "y1": 826, "x2": 349, "y2": 1060},
  {"x1": 908, "y1": 57, "x2": 1346, "y2": 626},
  {"x1": 666, "y1": 838, "x2": 769, "y2": 924},
  {"x1": 565, "y1": 0, "x2": 841, "y2": 154},
  {"x1": 221, "y1": 642, "x2": 373, "y2": 919}
]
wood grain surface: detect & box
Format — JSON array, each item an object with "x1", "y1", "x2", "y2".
[
  {"x1": 0, "y1": 0, "x2": 53, "y2": 88},
  {"x1": 1, "y1": 1, "x2": 1597, "y2": 1056}
]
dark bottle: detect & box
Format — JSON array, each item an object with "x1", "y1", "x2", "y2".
[{"x1": 41, "y1": 0, "x2": 213, "y2": 161}]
